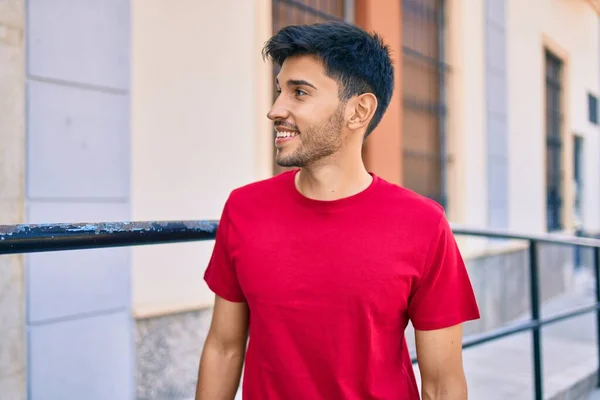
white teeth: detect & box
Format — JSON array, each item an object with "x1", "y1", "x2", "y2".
[{"x1": 276, "y1": 131, "x2": 299, "y2": 138}]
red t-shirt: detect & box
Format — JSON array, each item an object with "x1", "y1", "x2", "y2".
[{"x1": 204, "y1": 170, "x2": 480, "y2": 399}]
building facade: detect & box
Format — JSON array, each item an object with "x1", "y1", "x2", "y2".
[{"x1": 0, "y1": 0, "x2": 598, "y2": 399}]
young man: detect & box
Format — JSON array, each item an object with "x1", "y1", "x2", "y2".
[{"x1": 196, "y1": 21, "x2": 480, "y2": 400}]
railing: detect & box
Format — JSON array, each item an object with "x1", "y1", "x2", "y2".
[
  {"x1": 1, "y1": 221, "x2": 599, "y2": 400},
  {"x1": 448, "y1": 227, "x2": 600, "y2": 400}
]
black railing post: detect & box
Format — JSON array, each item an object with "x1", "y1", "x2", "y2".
[
  {"x1": 594, "y1": 246, "x2": 600, "y2": 388},
  {"x1": 529, "y1": 240, "x2": 543, "y2": 400}
]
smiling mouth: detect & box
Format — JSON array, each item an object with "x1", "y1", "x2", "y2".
[
  {"x1": 274, "y1": 130, "x2": 300, "y2": 148},
  {"x1": 275, "y1": 131, "x2": 300, "y2": 139}
]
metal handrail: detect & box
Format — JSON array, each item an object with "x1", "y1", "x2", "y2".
[
  {"x1": 1, "y1": 221, "x2": 599, "y2": 400},
  {"x1": 0, "y1": 221, "x2": 218, "y2": 255},
  {"x1": 2, "y1": 221, "x2": 599, "y2": 254},
  {"x1": 451, "y1": 225, "x2": 600, "y2": 248}
]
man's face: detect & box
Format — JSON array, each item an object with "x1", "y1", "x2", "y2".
[{"x1": 267, "y1": 55, "x2": 346, "y2": 168}]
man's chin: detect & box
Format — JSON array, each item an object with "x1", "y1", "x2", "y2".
[
  {"x1": 275, "y1": 159, "x2": 300, "y2": 168},
  {"x1": 274, "y1": 150, "x2": 292, "y2": 167},
  {"x1": 275, "y1": 154, "x2": 302, "y2": 168}
]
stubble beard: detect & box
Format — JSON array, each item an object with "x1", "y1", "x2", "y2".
[{"x1": 275, "y1": 106, "x2": 345, "y2": 168}]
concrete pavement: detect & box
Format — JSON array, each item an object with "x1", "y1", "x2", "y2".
[{"x1": 410, "y1": 267, "x2": 599, "y2": 399}]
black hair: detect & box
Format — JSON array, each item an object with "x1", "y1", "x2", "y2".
[{"x1": 262, "y1": 21, "x2": 395, "y2": 138}]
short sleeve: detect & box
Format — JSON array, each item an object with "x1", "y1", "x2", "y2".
[
  {"x1": 407, "y1": 214, "x2": 480, "y2": 330},
  {"x1": 203, "y1": 198, "x2": 246, "y2": 303}
]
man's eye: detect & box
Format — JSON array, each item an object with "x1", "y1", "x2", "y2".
[{"x1": 296, "y1": 89, "x2": 307, "y2": 96}]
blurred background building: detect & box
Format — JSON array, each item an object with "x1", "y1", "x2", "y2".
[{"x1": 0, "y1": 0, "x2": 599, "y2": 399}]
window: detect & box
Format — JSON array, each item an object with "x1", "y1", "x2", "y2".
[
  {"x1": 271, "y1": 0, "x2": 348, "y2": 175},
  {"x1": 573, "y1": 135, "x2": 584, "y2": 227},
  {"x1": 573, "y1": 135, "x2": 584, "y2": 268},
  {"x1": 545, "y1": 50, "x2": 563, "y2": 231},
  {"x1": 589, "y1": 93, "x2": 598, "y2": 124},
  {"x1": 272, "y1": 0, "x2": 346, "y2": 29},
  {"x1": 401, "y1": 0, "x2": 448, "y2": 208}
]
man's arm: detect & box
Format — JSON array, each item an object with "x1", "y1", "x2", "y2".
[
  {"x1": 195, "y1": 294, "x2": 249, "y2": 400},
  {"x1": 415, "y1": 324, "x2": 468, "y2": 400}
]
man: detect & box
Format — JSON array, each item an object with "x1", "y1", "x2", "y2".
[{"x1": 196, "y1": 21, "x2": 480, "y2": 400}]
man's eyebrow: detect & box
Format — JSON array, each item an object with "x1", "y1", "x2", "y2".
[
  {"x1": 287, "y1": 79, "x2": 317, "y2": 90},
  {"x1": 275, "y1": 78, "x2": 318, "y2": 90}
]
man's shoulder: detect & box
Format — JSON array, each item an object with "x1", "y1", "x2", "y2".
[
  {"x1": 376, "y1": 175, "x2": 446, "y2": 227},
  {"x1": 226, "y1": 170, "x2": 294, "y2": 206}
]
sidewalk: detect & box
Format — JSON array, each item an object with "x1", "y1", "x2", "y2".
[{"x1": 411, "y1": 267, "x2": 598, "y2": 399}]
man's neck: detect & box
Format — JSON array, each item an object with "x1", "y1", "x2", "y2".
[{"x1": 295, "y1": 161, "x2": 373, "y2": 201}]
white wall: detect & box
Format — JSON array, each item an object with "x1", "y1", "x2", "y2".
[
  {"x1": 559, "y1": 5, "x2": 600, "y2": 234},
  {"x1": 131, "y1": 0, "x2": 272, "y2": 317},
  {"x1": 507, "y1": 0, "x2": 599, "y2": 234},
  {"x1": 446, "y1": 0, "x2": 489, "y2": 257},
  {"x1": 447, "y1": 0, "x2": 487, "y2": 226}
]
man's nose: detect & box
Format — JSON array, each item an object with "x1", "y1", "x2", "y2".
[{"x1": 267, "y1": 97, "x2": 289, "y2": 121}]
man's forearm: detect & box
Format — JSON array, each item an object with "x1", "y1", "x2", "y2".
[
  {"x1": 421, "y1": 378, "x2": 468, "y2": 400},
  {"x1": 195, "y1": 343, "x2": 246, "y2": 400}
]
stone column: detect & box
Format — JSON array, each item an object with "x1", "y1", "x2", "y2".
[
  {"x1": 0, "y1": 0, "x2": 26, "y2": 398},
  {"x1": 24, "y1": 0, "x2": 133, "y2": 399}
]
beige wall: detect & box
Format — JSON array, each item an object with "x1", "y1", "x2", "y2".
[
  {"x1": 446, "y1": 0, "x2": 489, "y2": 256},
  {"x1": 131, "y1": 0, "x2": 273, "y2": 317},
  {"x1": 446, "y1": 0, "x2": 599, "y2": 257},
  {"x1": 507, "y1": 0, "x2": 599, "y2": 234},
  {"x1": 129, "y1": 0, "x2": 598, "y2": 317},
  {"x1": 0, "y1": 0, "x2": 26, "y2": 398}
]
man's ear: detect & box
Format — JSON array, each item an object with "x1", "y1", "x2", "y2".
[{"x1": 347, "y1": 93, "x2": 378, "y2": 131}]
